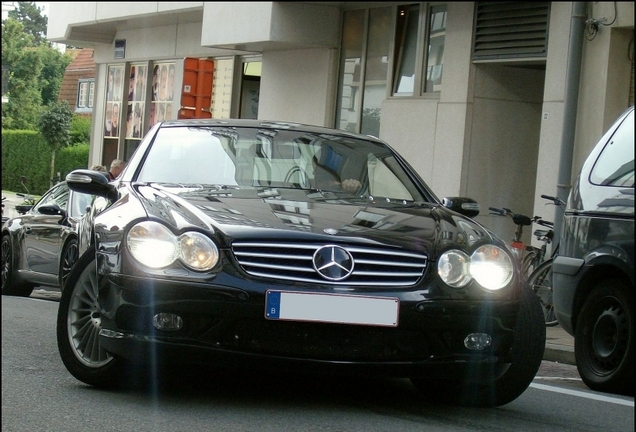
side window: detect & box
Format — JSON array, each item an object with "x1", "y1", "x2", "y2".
[
  {"x1": 33, "y1": 184, "x2": 69, "y2": 213},
  {"x1": 590, "y1": 111, "x2": 635, "y2": 187},
  {"x1": 367, "y1": 155, "x2": 414, "y2": 200},
  {"x1": 70, "y1": 192, "x2": 94, "y2": 218}
]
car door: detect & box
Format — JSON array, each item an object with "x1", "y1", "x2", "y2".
[{"x1": 23, "y1": 183, "x2": 70, "y2": 275}]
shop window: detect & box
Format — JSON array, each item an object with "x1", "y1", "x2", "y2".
[
  {"x1": 150, "y1": 61, "x2": 176, "y2": 128},
  {"x1": 104, "y1": 65, "x2": 124, "y2": 138}
]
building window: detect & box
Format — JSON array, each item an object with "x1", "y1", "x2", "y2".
[
  {"x1": 393, "y1": 4, "x2": 421, "y2": 96},
  {"x1": 77, "y1": 79, "x2": 95, "y2": 109},
  {"x1": 424, "y1": 5, "x2": 447, "y2": 93},
  {"x1": 336, "y1": 7, "x2": 392, "y2": 137},
  {"x1": 336, "y1": 4, "x2": 447, "y2": 135}
]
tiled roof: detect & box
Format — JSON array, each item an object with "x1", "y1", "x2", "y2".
[{"x1": 67, "y1": 48, "x2": 95, "y2": 71}]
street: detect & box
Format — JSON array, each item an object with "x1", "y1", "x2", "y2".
[{"x1": 2, "y1": 295, "x2": 633, "y2": 432}]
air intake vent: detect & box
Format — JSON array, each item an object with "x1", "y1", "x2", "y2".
[{"x1": 473, "y1": 2, "x2": 550, "y2": 61}]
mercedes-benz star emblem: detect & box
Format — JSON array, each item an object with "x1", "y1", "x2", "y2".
[{"x1": 312, "y1": 245, "x2": 354, "y2": 281}]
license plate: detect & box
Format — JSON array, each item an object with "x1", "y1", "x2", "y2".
[{"x1": 265, "y1": 290, "x2": 399, "y2": 327}]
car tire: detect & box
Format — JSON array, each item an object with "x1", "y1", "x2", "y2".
[
  {"x1": 58, "y1": 237, "x2": 79, "y2": 291},
  {"x1": 411, "y1": 283, "x2": 546, "y2": 407},
  {"x1": 574, "y1": 279, "x2": 634, "y2": 395},
  {"x1": 1, "y1": 234, "x2": 35, "y2": 297},
  {"x1": 57, "y1": 248, "x2": 123, "y2": 388}
]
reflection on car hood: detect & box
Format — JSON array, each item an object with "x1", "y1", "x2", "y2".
[{"x1": 130, "y1": 183, "x2": 495, "y2": 252}]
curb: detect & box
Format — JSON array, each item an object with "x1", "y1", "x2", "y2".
[{"x1": 544, "y1": 343, "x2": 575, "y2": 365}]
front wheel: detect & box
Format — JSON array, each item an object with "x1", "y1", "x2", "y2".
[
  {"x1": 57, "y1": 248, "x2": 122, "y2": 387},
  {"x1": 411, "y1": 284, "x2": 546, "y2": 407},
  {"x1": 528, "y1": 259, "x2": 558, "y2": 326},
  {"x1": 575, "y1": 279, "x2": 634, "y2": 395}
]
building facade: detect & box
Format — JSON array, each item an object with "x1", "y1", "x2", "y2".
[{"x1": 47, "y1": 1, "x2": 634, "y2": 244}]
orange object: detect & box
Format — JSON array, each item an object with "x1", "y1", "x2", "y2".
[{"x1": 179, "y1": 58, "x2": 214, "y2": 119}]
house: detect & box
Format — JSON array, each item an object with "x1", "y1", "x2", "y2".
[{"x1": 57, "y1": 47, "x2": 96, "y2": 115}]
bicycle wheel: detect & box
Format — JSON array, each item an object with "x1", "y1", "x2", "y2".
[
  {"x1": 527, "y1": 259, "x2": 558, "y2": 326},
  {"x1": 521, "y1": 249, "x2": 539, "y2": 279}
]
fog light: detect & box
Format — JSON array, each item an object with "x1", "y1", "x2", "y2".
[
  {"x1": 464, "y1": 333, "x2": 492, "y2": 350},
  {"x1": 153, "y1": 313, "x2": 183, "y2": 331}
]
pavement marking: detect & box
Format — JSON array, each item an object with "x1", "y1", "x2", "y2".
[{"x1": 530, "y1": 382, "x2": 634, "y2": 407}]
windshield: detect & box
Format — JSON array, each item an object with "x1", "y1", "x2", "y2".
[{"x1": 136, "y1": 126, "x2": 427, "y2": 202}]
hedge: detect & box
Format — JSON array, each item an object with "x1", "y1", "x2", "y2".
[{"x1": 1, "y1": 130, "x2": 90, "y2": 195}]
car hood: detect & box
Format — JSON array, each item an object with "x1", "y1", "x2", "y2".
[{"x1": 127, "y1": 184, "x2": 495, "y2": 254}]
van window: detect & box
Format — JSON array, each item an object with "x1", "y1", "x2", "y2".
[{"x1": 590, "y1": 110, "x2": 634, "y2": 187}]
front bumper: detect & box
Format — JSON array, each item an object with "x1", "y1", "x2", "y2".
[{"x1": 97, "y1": 274, "x2": 520, "y2": 379}]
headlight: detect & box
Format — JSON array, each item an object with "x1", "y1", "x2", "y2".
[
  {"x1": 178, "y1": 231, "x2": 219, "y2": 271},
  {"x1": 469, "y1": 245, "x2": 513, "y2": 290},
  {"x1": 438, "y1": 250, "x2": 471, "y2": 287},
  {"x1": 127, "y1": 222, "x2": 177, "y2": 268},
  {"x1": 127, "y1": 221, "x2": 219, "y2": 271},
  {"x1": 438, "y1": 245, "x2": 513, "y2": 291}
]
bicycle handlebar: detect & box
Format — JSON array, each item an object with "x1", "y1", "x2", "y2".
[{"x1": 540, "y1": 194, "x2": 566, "y2": 207}]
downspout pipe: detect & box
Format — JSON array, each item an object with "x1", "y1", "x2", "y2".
[{"x1": 554, "y1": 2, "x2": 587, "y2": 243}]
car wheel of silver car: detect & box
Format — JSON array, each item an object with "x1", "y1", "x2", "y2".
[
  {"x1": 57, "y1": 248, "x2": 122, "y2": 388},
  {"x1": 411, "y1": 283, "x2": 546, "y2": 407},
  {"x1": 1, "y1": 234, "x2": 35, "y2": 297},
  {"x1": 575, "y1": 279, "x2": 634, "y2": 395},
  {"x1": 58, "y1": 238, "x2": 79, "y2": 291}
]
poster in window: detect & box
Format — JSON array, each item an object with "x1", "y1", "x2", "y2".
[
  {"x1": 150, "y1": 61, "x2": 175, "y2": 128},
  {"x1": 105, "y1": 65, "x2": 124, "y2": 138},
  {"x1": 125, "y1": 63, "x2": 147, "y2": 139}
]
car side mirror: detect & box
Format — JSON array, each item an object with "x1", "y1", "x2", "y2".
[
  {"x1": 38, "y1": 203, "x2": 66, "y2": 218},
  {"x1": 66, "y1": 170, "x2": 118, "y2": 202},
  {"x1": 442, "y1": 197, "x2": 480, "y2": 218},
  {"x1": 15, "y1": 204, "x2": 33, "y2": 215}
]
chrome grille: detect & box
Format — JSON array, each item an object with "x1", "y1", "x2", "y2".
[{"x1": 232, "y1": 242, "x2": 428, "y2": 286}]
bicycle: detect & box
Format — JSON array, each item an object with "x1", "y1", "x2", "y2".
[
  {"x1": 15, "y1": 176, "x2": 37, "y2": 215},
  {"x1": 487, "y1": 205, "x2": 538, "y2": 270},
  {"x1": 524, "y1": 194, "x2": 566, "y2": 327}
]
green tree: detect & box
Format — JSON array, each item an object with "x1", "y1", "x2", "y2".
[
  {"x1": 8, "y1": 1, "x2": 48, "y2": 46},
  {"x1": 37, "y1": 45, "x2": 72, "y2": 106},
  {"x1": 39, "y1": 101, "x2": 73, "y2": 188},
  {"x1": 1, "y1": 16, "x2": 71, "y2": 129},
  {"x1": 1, "y1": 18, "x2": 43, "y2": 129}
]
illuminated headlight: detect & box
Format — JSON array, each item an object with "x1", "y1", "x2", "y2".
[
  {"x1": 469, "y1": 245, "x2": 513, "y2": 290},
  {"x1": 127, "y1": 221, "x2": 219, "y2": 271},
  {"x1": 438, "y1": 245, "x2": 513, "y2": 291}
]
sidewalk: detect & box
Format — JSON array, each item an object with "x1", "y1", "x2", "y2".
[{"x1": 544, "y1": 324, "x2": 575, "y2": 365}]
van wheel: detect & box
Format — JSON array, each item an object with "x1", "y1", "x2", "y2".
[{"x1": 575, "y1": 279, "x2": 634, "y2": 395}]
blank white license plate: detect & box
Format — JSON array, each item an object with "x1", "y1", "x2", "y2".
[{"x1": 265, "y1": 290, "x2": 399, "y2": 327}]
